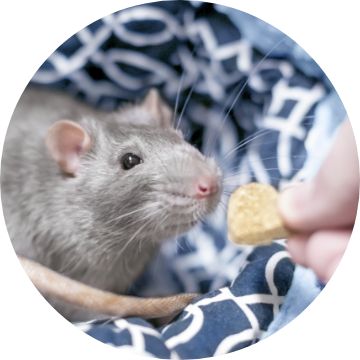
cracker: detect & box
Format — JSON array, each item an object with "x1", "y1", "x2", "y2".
[{"x1": 227, "y1": 183, "x2": 289, "y2": 245}]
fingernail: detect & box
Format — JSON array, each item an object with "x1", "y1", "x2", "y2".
[
  {"x1": 278, "y1": 186, "x2": 298, "y2": 217},
  {"x1": 278, "y1": 183, "x2": 307, "y2": 229}
]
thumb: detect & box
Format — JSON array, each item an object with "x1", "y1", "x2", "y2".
[
  {"x1": 278, "y1": 120, "x2": 359, "y2": 233},
  {"x1": 277, "y1": 182, "x2": 335, "y2": 232}
]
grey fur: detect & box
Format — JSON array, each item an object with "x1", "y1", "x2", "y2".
[{"x1": 1, "y1": 86, "x2": 222, "y2": 321}]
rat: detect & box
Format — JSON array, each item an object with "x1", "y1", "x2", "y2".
[{"x1": 1, "y1": 85, "x2": 222, "y2": 322}]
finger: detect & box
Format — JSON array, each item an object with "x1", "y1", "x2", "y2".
[
  {"x1": 286, "y1": 234, "x2": 308, "y2": 266},
  {"x1": 278, "y1": 120, "x2": 359, "y2": 233},
  {"x1": 277, "y1": 182, "x2": 352, "y2": 231},
  {"x1": 305, "y1": 229, "x2": 351, "y2": 283},
  {"x1": 278, "y1": 182, "x2": 319, "y2": 231}
]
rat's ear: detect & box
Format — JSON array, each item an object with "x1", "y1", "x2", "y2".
[
  {"x1": 142, "y1": 89, "x2": 173, "y2": 128},
  {"x1": 45, "y1": 120, "x2": 91, "y2": 176}
]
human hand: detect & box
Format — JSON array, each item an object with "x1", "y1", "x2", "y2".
[{"x1": 278, "y1": 120, "x2": 359, "y2": 283}]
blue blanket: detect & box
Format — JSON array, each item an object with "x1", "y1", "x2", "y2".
[{"x1": 31, "y1": 1, "x2": 345, "y2": 358}]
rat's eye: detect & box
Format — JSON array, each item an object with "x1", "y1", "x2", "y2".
[{"x1": 120, "y1": 153, "x2": 143, "y2": 170}]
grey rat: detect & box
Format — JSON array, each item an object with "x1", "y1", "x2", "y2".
[{"x1": 1, "y1": 85, "x2": 222, "y2": 321}]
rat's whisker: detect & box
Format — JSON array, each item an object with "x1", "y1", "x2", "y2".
[
  {"x1": 217, "y1": 200, "x2": 228, "y2": 214},
  {"x1": 205, "y1": 37, "x2": 287, "y2": 154},
  {"x1": 223, "y1": 167, "x2": 292, "y2": 180},
  {"x1": 100, "y1": 208, "x2": 164, "y2": 255},
  {"x1": 223, "y1": 154, "x2": 310, "y2": 172},
  {"x1": 175, "y1": 41, "x2": 202, "y2": 131},
  {"x1": 173, "y1": 71, "x2": 186, "y2": 127},
  {"x1": 222, "y1": 176, "x2": 300, "y2": 192},
  {"x1": 113, "y1": 218, "x2": 156, "y2": 259},
  {"x1": 176, "y1": 236, "x2": 186, "y2": 252},
  {"x1": 111, "y1": 207, "x2": 164, "y2": 238},
  {"x1": 176, "y1": 76, "x2": 198, "y2": 131},
  {"x1": 103, "y1": 203, "x2": 160, "y2": 226},
  {"x1": 153, "y1": 212, "x2": 172, "y2": 235},
  {"x1": 221, "y1": 117, "x2": 317, "y2": 161},
  {"x1": 223, "y1": 129, "x2": 274, "y2": 160},
  {"x1": 223, "y1": 153, "x2": 310, "y2": 174},
  {"x1": 172, "y1": 221, "x2": 184, "y2": 251},
  {"x1": 175, "y1": 233, "x2": 189, "y2": 253}
]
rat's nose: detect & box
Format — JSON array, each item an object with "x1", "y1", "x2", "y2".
[{"x1": 194, "y1": 176, "x2": 219, "y2": 199}]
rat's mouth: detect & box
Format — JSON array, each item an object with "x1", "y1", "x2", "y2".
[
  {"x1": 150, "y1": 187, "x2": 221, "y2": 239},
  {"x1": 162, "y1": 188, "x2": 220, "y2": 217},
  {"x1": 165, "y1": 192, "x2": 196, "y2": 207},
  {"x1": 165, "y1": 190, "x2": 220, "y2": 205}
]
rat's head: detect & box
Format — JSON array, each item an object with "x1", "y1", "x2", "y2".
[{"x1": 45, "y1": 89, "x2": 222, "y2": 248}]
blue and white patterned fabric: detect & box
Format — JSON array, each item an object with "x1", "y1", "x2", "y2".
[{"x1": 30, "y1": 1, "x2": 345, "y2": 358}]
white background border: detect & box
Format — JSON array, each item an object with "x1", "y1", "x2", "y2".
[{"x1": 0, "y1": 1, "x2": 359, "y2": 359}]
